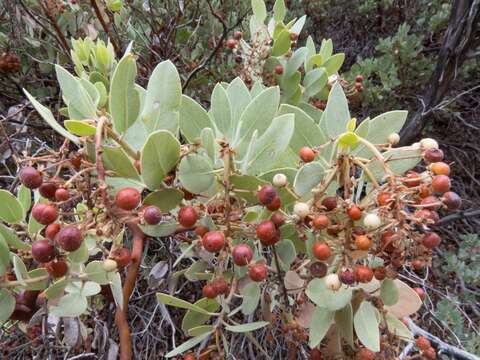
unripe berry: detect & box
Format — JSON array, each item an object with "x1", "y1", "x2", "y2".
[
  {"x1": 293, "y1": 202, "x2": 310, "y2": 218},
  {"x1": 115, "y1": 187, "x2": 141, "y2": 210},
  {"x1": 272, "y1": 173, "x2": 287, "y2": 187},
  {"x1": 324, "y1": 273, "x2": 341, "y2": 291},
  {"x1": 430, "y1": 162, "x2": 450, "y2": 176},
  {"x1": 249, "y1": 263, "x2": 267, "y2": 282},
  {"x1": 45, "y1": 223, "x2": 61, "y2": 240},
  {"x1": 274, "y1": 65, "x2": 284, "y2": 75},
  {"x1": 355, "y1": 265, "x2": 373, "y2": 283},
  {"x1": 422, "y1": 232, "x2": 441, "y2": 249},
  {"x1": 202, "y1": 231, "x2": 225, "y2": 252},
  {"x1": 270, "y1": 212, "x2": 286, "y2": 228},
  {"x1": 226, "y1": 39, "x2": 237, "y2": 49},
  {"x1": 339, "y1": 269, "x2": 356, "y2": 285},
  {"x1": 420, "y1": 138, "x2": 439, "y2": 150},
  {"x1": 299, "y1": 147, "x2": 315, "y2": 162},
  {"x1": 178, "y1": 206, "x2": 198, "y2": 227},
  {"x1": 312, "y1": 215, "x2": 330, "y2": 230},
  {"x1": 39, "y1": 182, "x2": 57, "y2": 200},
  {"x1": 31, "y1": 204, "x2": 58, "y2": 225},
  {"x1": 19, "y1": 167, "x2": 42, "y2": 189},
  {"x1": 232, "y1": 244, "x2": 253, "y2": 266},
  {"x1": 103, "y1": 259, "x2": 118, "y2": 272},
  {"x1": 45, "y1": 259, "x2": 68, "y2": 278},
  {"x1": 202, "y1": 284, "x2": 217, "y2": 299},
  {"x1": 423, "y1": 347, "x2": 436, "y2": 359},
  {"x1": 347, "y1": 205, "x2": 362, "y2": 220},
  {"x1": 256, "y1": 220, "x2": 278, "y2": 246},
  {"x1": 387, "y1": 133, "x2": 400, "y2": 145},
  {"x1": 310, "y1": 262, "x2": 328, "y2": 278},
  {"x1": 321, "y1": 196, "x2": 337, "y2": 211},
  {"x1": 363, "y1": 213, "x2": 381, "y2": 228},
  {"x1": 416, "y1": 336, "x2": 431, "y2": 350},
  {"x1": 355, "y1": 235, "x2": 371, "y2": 251},
  {"x1": 431, "y1": 175, "x2": 450, "y2": 193},
  {"x1": 423, "y1": 148, "x2": 444, "y2": 163},
  {"x1": 414, "y1": 287, "x2": 426, "y2": 301},
  {"x1": 233, "y1": 31, "x2": 242, "y2": 40},
  {"x1": 442, "y1": 191, "x2": 461, "y2": 210},
  {"x1": 143, "y1": 205, "x2": 162, "y2": 225},
  {"x1": 257, "y1": 185, "x2": 277, "y2": 206},
  {"x1": 266, "y1": 195, "x2": 281, "y2": 211},
  {"x1": 54, "y1": 188, "x2": 69, "y2": 202},
  {"x1": 31, "y1": 240, "x2": 54, "y2": 263},
  {"x1": 54, "y1": 225, "x2": 83, "y2": 252},
  {"x1": 212, "y1": 278, "x2": 229, "y2": 295},
  {"x1": 111, "y1": 247, "x2": 131, "y2": 269},
  {"x1": 312, "y1": 242, "x2": 331, "y2": 261}
]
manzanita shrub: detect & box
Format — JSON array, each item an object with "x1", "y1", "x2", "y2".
[{"x1": 0, "y1": 1, "x2": 461, "y2": 359}]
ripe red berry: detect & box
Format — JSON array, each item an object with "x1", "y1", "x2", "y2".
[
  {"x1": 19, "y1": 167, "x2": 42, "y2": 189},
  {"x1": 422, "y1": 232, "x2": 441, "y2": 249},
  {"x1": 202, "y1": 284, "x2": 217, "y2": 299},
  {"x1": 290, "y1": 33, "x2": 298, "y2": 41},
  {"x1": 195, "y1": 226, "x2": 209, "y2": 237},
  {"x1": 274, "y1": 65, "x2": 284, "y2": 75},
  {"x1": 420, "y1": 196, "x2": 441, "y2": 209},
  {"x1": 431, "y1": 162, "x2": 450, "y2": 176},
  {"x1": 374, "y1": 267, "x2": 386, "y2": 281},
  {"x1": 322, "y1": 196, "x2": 337, "y2": 211},
  {"x1": 54, "y1": 225, "x2": 83, "y2": 252},
  {"x1": 424, "y1": 148, "x2": 444, "y2": 163},
  {"x1": 270, "y1": 212, "x2": 286, "y2": 228},
  {"x1": 416, "y1": 336, "x2": 431, "y2": 350},
  {"x1": 431, "y1": 175, "x2": 451, "y2": 194},
  {"x1": 299, "y1": 147, "x2": 315, "y2": 162},
  {"x1": 266, "y1": 195, "x2": 281, "y2": 211},
  {"x1": 31, "y1": 204, "x2": 58, "y2": 225},
  {"x1": 71, "y1": 155, "x2": 82, "y2": 169},
  {"x1": 356, "y1": 348, "x2": 375, "y2": 360},
  {"x1": 233, "y1": 31, "x2": 242, "y2": 40},
  {"x1": 355, "y1": 75, "x2": 364, "y2": 83},
  {"x1": 39, "y1": 182, "x2": 57, "y2": 200},
  {"x1": 257, "y1": 185, "x2": 277, "y2": 206},
  {"x1": 310, "y1": 348, "x2": 322, "y2": 360},
  {"x1": 414, "y1": 287, "x2": 426, "y2": 301},
  {"x1": 249, "y1": 263, "x2": 267, "y2": 282},
  {"x1": 423, "y1": 347, "x2": 436, "y2": 359},
  {"x1": 45, "y1": 223, "x2": 61, "y2": 240},
  {"x1": 310, "y1": 261, "x2": 328, "y2": 278},
  {"x1": 312, "y1": 215, "x2": 330, "y2": 229},
  {"x1": 226, "y1": 39, "x2": 237, "y2": 49},
  {"x1": 183, "y1": 354, "x2": 196, "y2": 360},
  {"x1": 202, "y1": 231, "x2": 225, "y2": 252},
  {"x1": 354, "y1": 82, "x2": 363, "y2": 92},
  {"x1": 31, "y1": 240, "x2": 54, "y2": 263},
  {"x1": 347, "y1": 205, "x2": 362, "y2": 220},
  {"x1": 143, "y1": 205, "x2": 162, "y2": 225},
  {"x1": 403, "y1": 171, "x2": 421, "y2": 187},
  {"x1": 212, "y1": 278, "x2": 229, "y2": 295},
  {"x1": 54, "y1": 188, "x2": 69, "y2": 202},
  {"x1": 45, "y1": 259, "x2": 68, "y2": 278},
  {"x1": 232, "y1": 244, "x2": 253, "y2": 266},
  {"x1": 178, "y1": 206, "x2": 198, "y2": 227},
  {"x1": 355, "y1": 265, "x2": 373, "y2": 283},
  {"x1": 377, "y1": 191, "x2": 394, "y2": 206},
  {"x1": 256, "y1": 220, "x2": 279, "y2": 246},
  {"x1": 312, "y1": 242, "x2": 332, "y2": 261},
  {"x1": 355, "y1": 235, "x2": 371, "y2": 251},
  {"x1": 339, "y1": 269, "x2": 356, "y2": 285},
  {"x1": 442, "y1": 191, "x2": 461, "y2": 210},
  {"x1": 111, "y1": 247, "x2": 131, "y2": 269},
  {"x1": 115, "y1": 188, "x2": 141, "y2": 210}
]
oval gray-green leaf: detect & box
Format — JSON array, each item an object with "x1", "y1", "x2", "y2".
[
  {"x1": 0, "y1": 289, "x2": 15, "y2": 323},
  {"x1": 165, "y1": 332, "x2": 212, "y2": 358},
  {"x1": 143, "y1": 189, "x2": 183, "y2": 212},
  {"x1": 225, "y1": 321, "x2": 269, "y2": 333},
  {"x1": 380, "y1": 279, "x2": 399, "y2": 306},
  {"x1": 241, "y1": 282, "x2": 261, "y2": 315},
  {"x1": 178, "y1": 154, "x2": 216, "y2": 194},
  {"x1": 354, "y1": 301, "x2": 380, "y2": 352},
  {"x1": 0, "y1": 190, "x2": 23, "y2": 224},
  {"x1": 102, "y1": 146, "x2": 140, "y2": 180},
  {"x1": 321, "y1": 82, "x2": 350, "y2": 138},
  {"x1": 179, "y1": 95, "x2": 214, "y2": 143},
  {"x1": 181, "y1": 298, "x2": 219, "y2": 333},
  {"x1": 306, "y1": 278, "x2": 352, "y2": 311},
  {"x1": 293, "y1": 162, "x2": 325, "y2": 198},
  {"x1": 309, "y1": 306, "x2": 334, "y2": 348}
]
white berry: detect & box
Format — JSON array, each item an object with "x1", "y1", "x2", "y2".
[
  {"x1": 325, "y1": 273, "x2": 341, "y2": 291},
  {"x1": 420, "y1": 138, "x2": 439, "y2": 150},
  {"x1": 103, "y1": 259, "x2": 118, "y2": 272},
  {"x1": 273, "y1": 173, "x2": 288, "y2": 187},
  {"x1": 387, "y1": 133, "x2": 400, "y2": 145},
  {"x1": 293, "y1": 202, "x2": 310, "y2": 218},
  {"x1": 363, "y1": 213, "x2": 381, "y2": 228}
]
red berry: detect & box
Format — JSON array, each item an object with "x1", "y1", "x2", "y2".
[
  {"x1": 31, "y1": 204, "x2": 58, "y2": 225},
  {"x1": 19, "y1": 167, "x2": 42, "y2": 189},
  {"x1": 270, "y1": 212, "x2": 286, "y2": 227},
  {"x1": 403, "y1": 171, "x2": 421, "y2": 187},
  {"x1": 256, "y1": 220, "x2": 278, "y2": 246},
  {"x1": 71, "y1": 155, "x2": 82, "y2": 170},
  {"x1": 232, "y1": 244, "x2": 253, "y2": 266},
  {"x1": 115, "y1": 187, "x2": 141, "y2": 210},
  {"x1": 339, "y1": 269, "x2": 356, "y2": 285},
  {"x1": 424, "y1": 148, "x2": 444, "y2": 163},
  {"x1": 143, "y1": 206, "x2": 162, "y2": 225},
  {"x1": 195, "y1": 226, "x2": 209, "y2": 237},
  {"x1": 321, "y1": 196, "x2": 337, "y2": 211},
  {"x1": 290, "y1": 33, "x2": 298, "y2": 41},
  {"x1": 249, "y1": 263, "x2": 267, "y2": 282},
  {"x1": 355, "y1": 75, "x2": 364, "y2": 83},
  {"x1": 39, "y1": 182, "x2": 57, "y2": 200},
  {"x1": 414, "y1": 287, "x2": 426, "y2": 301},
  {"x1": 442, "y1": 191, "x2": 461, "y2": 210},
  {"x1": 202, "y1": 284, "x2": 217, "y2": 299},
  {"x1": 257, "y1": 185, "x2": 277, "y2": 206},
  {"x1": 423, "y1": 347, "x2": 436, "y2": 359},
  {"x1": 377, "y1": 191, "x2": 394, "y2": 206},
  {"x1": 355, "y1": 235, "x2": 371, "y2": 250},
  {"x1": 45, "y1": 259, "x2": 68, "y2": 278},
  {"x1": 266, "y1": 195, "x2": 281, "y2": 211},
  {"x1": 312, "y1": 242, "x2": 331, "y2": 261},
  {"x1": 431, "y1": 162, "x2": 450, "y2": 176},
  {"x1": 355, "y1": 265, "x2": 373, "y2": 283},
  {"x1": 274, "y1": 65, "x2": 284, "y2": 75},
  {"x1": 299, "y1": 147, "x2": 315, "y2": 162},
  {"x1": 54, "y1": 188, "x2": 69, "y2": 202},
  {"x1": 347, "y1": 205, "x2": 362, "y2": 220},
  {"x1": 310, "y1": 262, "x2": 327, "y2": 278},
  {"x1": 356, "y1": 348, "x2": 375, "y2": 360},
  {"x1": 310, "y1": 348, "x2": 322, "y2": 360},
  {"x1": 212, "y1": 278, "x2": 229, "y2": 295},
  {"x1": 54, "y1": 225, "x2": 83, "y2": 252},
  {"x1": 420, "y1": 196, "x2": 440, "y2": 209},
  {"x1": 422, "y1": 232, "x2": 441, "y2": 249},
  {"x1": 202, "y1": 231, "x2": 225, "y2": 253},
  {"x1": 31, "y1": 240, "x2": 54, "y2": 263},
  {"x1": 233, "y1": 31, "x2": 242, "y2": 40},
  {"x1": 226, "y1": 39, "x2": 237, "y2": 49},
  {"x1": 178, "y1": 206, "x2": 198, "y2": 227},
  {"x1": 354, "y1": 82, "x2": 363, "y2": 92},
  {"x1": 111, "y1": 247, "x2": 131, "y2": 269},
  {"x1": 374, "y1": 267, "x2": 386, "y2": 281},
  {"x1": 416, "y1": 336, "x2": 431, "y2": 350},
  {"x1": 45, "y1": 223, "x2": 61, "y2": 240},
  {"x1": 431, "y1": 175, "x2": 450, "y2": 194},
  {"x1": 312, "y1": 215, "x2": 330, "y2": 229},
  {"x1": 184, "y1": 354, "x2": 196, "y2": 360}
]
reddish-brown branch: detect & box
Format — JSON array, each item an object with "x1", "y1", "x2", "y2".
[{"x1": 90, "y1": 0, "x2": 122, "y2": 56}]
